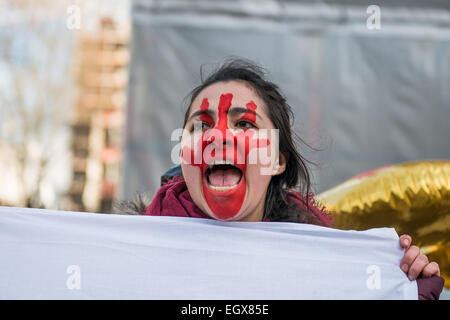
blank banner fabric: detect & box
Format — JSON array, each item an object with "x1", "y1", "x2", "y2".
[{"x1": 0, "y1": 206, "x2": 417, "y2": 299}]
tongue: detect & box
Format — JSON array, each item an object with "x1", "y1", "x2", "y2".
[{"x1": 208, "y1": 168, "x2": 241, "y2": 187}]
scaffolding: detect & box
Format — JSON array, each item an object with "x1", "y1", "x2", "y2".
[{"x1": 67, "y1": 17, "x2": 129, "y2": 213}]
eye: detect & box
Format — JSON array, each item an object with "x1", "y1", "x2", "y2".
[
  {"x1": 190, "y1": 121, "x2": 212, "y2": 132},
  {"x1": 201, "y1": 121, "x2": 211, "y2": 130},
  {"x1": 236, "y1": 120, "x2": 255, "y2": 129}
]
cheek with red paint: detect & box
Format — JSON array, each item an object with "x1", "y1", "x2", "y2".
[{"x1": 182, "y1": 94, "x2": 271, "y2": 221}]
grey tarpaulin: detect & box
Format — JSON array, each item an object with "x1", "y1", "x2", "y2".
[
  {"x1": 0, "y1": 206, "x2": 417, "y2": 299},
  {"x1": 123, "y1": 0, "x2": 450, "y2": 200}
]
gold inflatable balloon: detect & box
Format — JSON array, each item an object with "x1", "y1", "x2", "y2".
[{"x1": 316, "y1": 161, "x2": 450, "y2": 288}]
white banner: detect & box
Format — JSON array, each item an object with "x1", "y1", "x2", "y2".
[{"x1": 0, "y1": 206, "x2": 417, "y2": 299}]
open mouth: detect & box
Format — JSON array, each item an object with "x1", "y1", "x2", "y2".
[{"x1": 204, "y1": 161, "x2": 243, "y2": 191}]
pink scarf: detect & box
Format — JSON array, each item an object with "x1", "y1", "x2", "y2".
[
  {"x1": 144, "y1": 176, "x2": 333, "y2": 227},
  {"x1": 144, "y1": 176, "x2": 209, "y2": 219}
]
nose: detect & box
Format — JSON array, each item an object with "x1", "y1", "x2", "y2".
[
  {"x1": 223, "y1": 135, "x2": 232, "y2": 146},
  {"x1": 204, "y1": 129, "x2": 234, "y2": 147}
]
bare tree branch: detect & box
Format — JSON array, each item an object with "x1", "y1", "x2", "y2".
[{"x1": 0, "y1": 0, "x2": 73, "y2": 208}]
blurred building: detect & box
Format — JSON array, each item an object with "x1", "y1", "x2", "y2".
[
  {"x1": 67, "y1": 17, "x2": 129, "y2": 213},
  {"x1": 0, "y1": 0, "x2": 130, "y2": 210},
  {"x1": 0, "y1": 0, "x2": 75, "y2": 209}
]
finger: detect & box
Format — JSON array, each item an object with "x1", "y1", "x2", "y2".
[
  {"x1": 408, "y1": 254, "x2": 429, "y2": 280},
  {"x1": 422, "y1": 261, "x2": 440, "y2": 278},
  {"x1": 399, "y1": 234, "x2": 412, "y2": 249},
  {"x1": 400, "y1": 245, "x2": 420, "y2": 273}
]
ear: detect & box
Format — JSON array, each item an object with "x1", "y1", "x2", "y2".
[{"x1": 274, "y1": 152, "x2": 287, "y2": 176}]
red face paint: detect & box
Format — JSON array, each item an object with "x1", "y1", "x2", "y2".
[
  {"x1": 199, "y1": 98, "x2": 214, "y2": 127},
  {"x1": 244, "y1": 101, "x2": 258, "y2": 123},
  {"x1": 182, "y1": 94, "x2": 270, "y2": 220}
]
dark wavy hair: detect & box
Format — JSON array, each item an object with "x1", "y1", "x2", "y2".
[{"x1": 116, "y1": 58, "x2": 330, "y2": 226}]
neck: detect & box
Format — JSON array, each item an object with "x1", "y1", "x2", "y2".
[{"x1": 236, "y1": 194, "x2": 266, "y2": 222}]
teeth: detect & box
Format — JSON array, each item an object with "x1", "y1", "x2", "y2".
[
  {"x1": 208, "y1": 184, "x2": 239, "y2": 191},
  {"x1": 207, "y1": 159, "x2": 236, "y2": 168},
  {"x1": 214, "y1": 160, "x2": 227, "y2": 165}
]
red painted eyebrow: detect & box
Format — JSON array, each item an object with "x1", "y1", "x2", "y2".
[
  {"x1": 188, "y1": 106, "x2": 261, "y2": 122},
  {"x1": 188, "y1": 109, "x2": 214, "y2": 121},
  {"x1": 228, "y1": 106, "x2": 261, "y2": 120}
]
